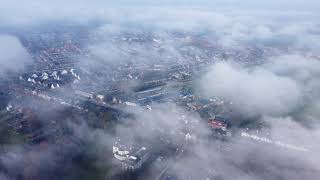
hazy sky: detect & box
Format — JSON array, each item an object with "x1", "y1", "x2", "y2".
[{"x1": 1, "y1": 0, "x2": 319, "y2": 26}]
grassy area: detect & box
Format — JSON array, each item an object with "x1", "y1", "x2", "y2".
[{"x1": 0, "y1": 111, "x2": 28, "y2": 145}]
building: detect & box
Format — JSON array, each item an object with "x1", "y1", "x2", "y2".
[
  {"x1": 113, "y1": 144, "x2": 151, "y2": 171},
  {"x1": 208, "y1": 117, "x2": 231, "y2": 137}
]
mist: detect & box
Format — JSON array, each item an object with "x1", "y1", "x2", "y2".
[{"x1": 0, "y1": 0, "x2": 320, "y2": 180}]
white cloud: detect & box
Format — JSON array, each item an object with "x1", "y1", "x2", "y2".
[
  {"x1": 0, "y1": 35, "x2": 32, "y2": 75},
  {"x1": 200, "y1": 54, "x2": 320, "y2": 117}
]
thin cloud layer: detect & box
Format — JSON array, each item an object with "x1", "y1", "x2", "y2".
[
  {"x1": 0, "y1": 1, "x2": 320, "y2": 180},
  {"x1": 1, "y1": 1, "x2": 319, "y2": 54}
]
